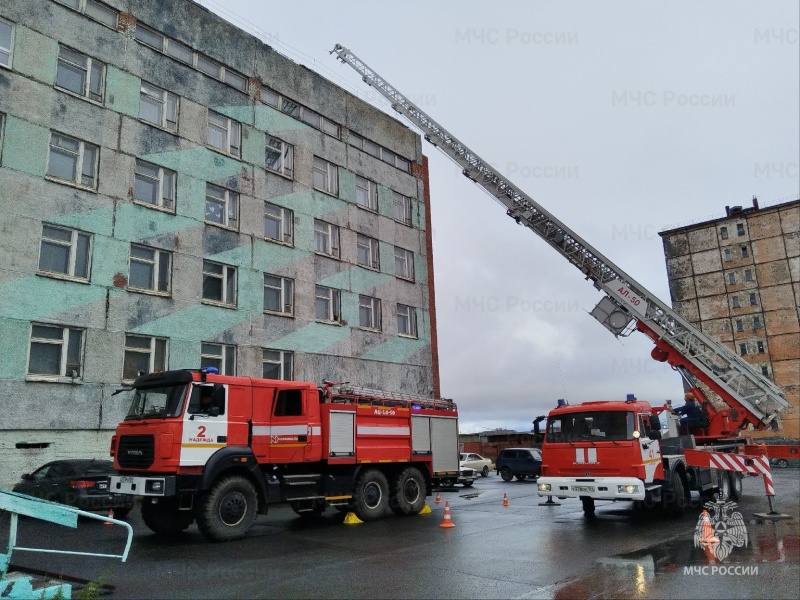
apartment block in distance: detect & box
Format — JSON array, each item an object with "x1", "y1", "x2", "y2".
[
  {"x1": 0, "y1": 0, "x2": 440, "y2": 485},
  {"x1": 659, "y1": 197, "x2": 800, "y2": 439}
]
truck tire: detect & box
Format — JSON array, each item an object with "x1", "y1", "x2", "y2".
[
  {"x1": 580, "y1": 496, "x2": 595, "y2": 516},
  {"x1": 196, "y1": 475, "x2": 258, "y2": 541},
  {"x1": 716, "y1": 470, "x2": 732, "y2": 501},
  {"x1": 390, "y1": 467, "x2": 426, "y2": 516},
  {"x1": 729, "y1": 472, "x2": 743, "y2": 500},
  {"x1": 141, "y1": 498, "x2": 193, "y2": 536},
  {"x1": 500, "y1": 467, "x2": 513, "y2": 482},
  {"x1": 353, "y1": 469, "x2": 389, "y2": 522},
  {"x1": 663, "y1": 471, "x2": 688, "y2": 517}
]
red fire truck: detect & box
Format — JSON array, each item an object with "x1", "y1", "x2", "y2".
[{"x1": 109, "y1": 368, "x2": 461, "y2": 540}]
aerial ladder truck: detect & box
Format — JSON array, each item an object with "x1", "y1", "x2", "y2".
[{"x1": 331, "y1": 45, "x2": 796, "y2": 514}]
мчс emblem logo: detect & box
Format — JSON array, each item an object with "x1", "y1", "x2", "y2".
[{"x1": 694, "y1": 500, "x2": 748, "y2": 561}]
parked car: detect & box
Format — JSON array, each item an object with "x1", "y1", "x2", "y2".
[
  {"x1": 770, "y1": 457, "x2": 800, "y2": 468},
  {"x1": 438, "y1": 466, "x2": 475, "y2": 488},
  {"x1": 12, "y1": 459, "x2": 135, "y2": 517},
  {"x1": 459, "y1": 453, "x2": 494, "y2": 477},
  {"x1": 495, "y1": 448, "x2": 542, "y2": 482}
]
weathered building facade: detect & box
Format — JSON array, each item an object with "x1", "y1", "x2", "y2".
[
  {"x1": 0, "y1": 0, "x2": 439, "y2": 485},
  {"x1": 659, "y1": 198, "x2": 800, "y2": 438}
]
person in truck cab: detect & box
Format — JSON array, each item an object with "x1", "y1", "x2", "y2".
[{"x1": 674, "y1": 393, "x2": 703, "y2": 431}]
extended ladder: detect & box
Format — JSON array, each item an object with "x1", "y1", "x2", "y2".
[{"x1": 332, "y1": 44, "x2": 789, "y2": 430}]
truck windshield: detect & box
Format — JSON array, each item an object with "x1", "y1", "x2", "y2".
[
  {"x1": 125, "y1": 384, "x2": 187, "y2": 420},
  {"x1": 546, "y1": 411, "x2": 635, "y2": 443}
]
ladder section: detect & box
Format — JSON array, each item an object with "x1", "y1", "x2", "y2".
[{"x1": 331, "y1": 44, "x2": 789, "y2": 428}]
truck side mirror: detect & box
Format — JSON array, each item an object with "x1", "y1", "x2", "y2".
[{"x1": 648, "y1": 429, "x2": 662, "y2": 441}]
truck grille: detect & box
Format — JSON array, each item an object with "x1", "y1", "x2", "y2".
[{"x1": 117, "y1": 435, "x2": 155, "y2": 468}]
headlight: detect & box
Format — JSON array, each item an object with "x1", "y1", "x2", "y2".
[
  {"x1": 538, "y1": 483, "x2": 551, "y2": 492},
  {"x1": 617, "y1": 484, "x2": 640, "y2": 494}
]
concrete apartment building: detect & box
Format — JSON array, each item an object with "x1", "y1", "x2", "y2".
[
  {"x1": 659, "y1": 198, "x2": 800, "y2": 439},
  {"x1": 0, "y1": 0, "x2": 439, "y2": 485}
]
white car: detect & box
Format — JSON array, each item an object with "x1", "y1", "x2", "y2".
[{"x1": 459, "y1": 453, "x2": 494, "y2": 477}]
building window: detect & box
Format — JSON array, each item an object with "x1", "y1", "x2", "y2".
[
  {"x1": 27, "y1": 323, "x2": 84, "y2": 379},
  {"x1": 47, "y1": 132, "x2": 99, "y2": 189},
  {"x1": 55, "y1": 0, "x2": 118, "y2": 28},
  {"x1": 313, "y1": 157, "x2": 338, "y2": 196},
  {"x1": 749, "y1": 292, "x2": 757, "y2": 306},
  {"x1": 355, "y1": 176, "x2": 378, "y2": 211},
  {"x1": 393, "y1": 191, "x2": 413, "y2": 226},
  {"x1": 315, "y1": 285, "x2": 341, "y2": 322},
  {"x1": 134, "y1": 159, "x2": 175, "y2": 211},
  {"x1": 357, "y1": 234, "x2": 380, "y2": 270},
  {"x1": 349, "y1": 132, "x2": 411, "y2": 173},
  {"x1": 719, "y1": 226, "x2": 728, "y2": 240},
  {"x1": 397, "y1": 304, "x2": 418, "y2": 338},
  {"x1": 123, "y1": 334, "x2": 167, "y2": 381},
  {"x1": 314, "y1": 220, "x2": 340, "y2": 258},
  {"x1": 263, "y1": 274, "x2": 294, "y2": 316},
  {"x1": 394, "y1": 246, "x2": 415, "y2": 281},
  {"x1": 753, "y1": 316, "x2": 762, "y2": 329},
  {"x1": 737, "y1": 223, "x2": 745, "y2": 236},
  {"x1": 207, "y1": 110, "x2": 241, "y2": 157},
  {"x1": 265, "y1": 135, "x2": 293, "y2": 178},
  {"x1": 205, "y1": 183, "x2": 239, "y2": 229},
  {"x1": 735, "y1": 319, "x2": 744, "y2": 332},
  {"x1": 739, "y1": 343, "x2": 747, "y2": 356},
  {"x1": 55, "y1": 45, "x2": 105, "y2": 102},
  {"x1": 264, "y1": 202, "x2": 293, "y2": 245},
  {"x1": 744, "y1": 269, "x2": 753, "y2": 282},
  {"x1": 727, "y1": 272, "x2": 736, "y2": 285},
  {"x1": 262, "y1": 349, "x2": 293, "y2": 380},
  {"x1": 731, "y1": 296, "x2": 740, "y2": 308},
  {"x1": 761, "y1": 366, "x2": 769, "y2": 377},
  {"x1": 202, "y1": 260, "x2": 237, "y2": 307},
  {"x1": 38, "y1": 224, "x2": 91, "y2": 280},
  {"x1": 139, "y1": 82, "x2": 178, "y2": 132},
  {"x1": 740, "y1": 245, "x2": 749, "y2": 258},
  {"x1": 723, "y1": 248, "x2": 732, "y2": 262},
  {"x1": 359, "y1": 295, "x2": 382, "y2": 330},
  {"x1": 129, "y1": 244, "x2": 171, "y2": 294},
  {"x1": 756, "y1": 341, "x2": 765, "y2": 354},
  {"x1": 201, "y1": 343, "x2": 236, "y2": 375},
  {"x1": 0, "y1": 17, "x2": 13, "y2": 69}
]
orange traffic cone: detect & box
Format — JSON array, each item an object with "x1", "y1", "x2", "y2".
[
  {"x1": 439, "y1": 501, "x2": 455, "y2": 528},
  {"x1": 502, "y1": 492, "x2": 510, "y2": 507},
  {"x1": 103, "y1": 508, "x2": 114, "y2": 525},
  {"x1": 434, "y1": 491, "x2": 442, "y2": 504}
]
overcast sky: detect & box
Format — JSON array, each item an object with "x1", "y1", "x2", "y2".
[{"x1": 202, "y1": 0, "x2": 799, "y2": 434}]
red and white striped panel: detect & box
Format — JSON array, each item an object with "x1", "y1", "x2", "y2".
[{"x1": 684, "y1": 449, "x2": 774, "y2": 496}]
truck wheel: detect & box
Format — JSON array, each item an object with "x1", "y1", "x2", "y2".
[
  {"x1": 500, "y1": 467, "x2": 513, "y2": 482},
  {"x1": 112, "y1": 506, "x2": 132, "y2": 519},
  {"x1": 481, "y1": 466, "x2": 489, "y2": 477},
  {"x1": 353, "y1": 469, "x2": 389, "y2": 522},
  {"x1": 716, "y1": 470, "x2": 732, "y2": 501},
  {"x1": 390, "y1": 467, "x2": 426, "y2": 516},
  {"x1": 729, "y1": 472, "x2": 743, "y2": 500},
  {"x1": 663, "y1": 471, "x2": 688, "y2": 517},
  {"x1": 196, "y1": 475, "x2": 258, "y2": 541},
  {"x1": 580, "y1": 496, "x2": 595, "y2": 516},
  {"x1": 141, "y1": 498, "x2": 193, "y2": 536}
]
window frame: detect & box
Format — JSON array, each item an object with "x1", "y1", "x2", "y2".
[
  {"x1": 202, "y1": 260, "x2": 237, "y2": 307},
  {"x1": 315, "y1": 285, "x2": 341, "y2": 323},
  {"x1": 128, "y1": 243, "x2": 171, "y2": 295},
  {"x1": 264, "y1": 202, "x2": 294, "y2": 246},
  {"x1": 312, "y1": 157, "x2": 339, "y2": 196},
  {"x1": 727, "y1": 272, "x2": 735, "y2": 285},
  {"x1": 394, "y1": 246, "x2": 415, "y2": 281},
  {"x1": 392, "y1": 191, "x2": 413, "y2": 226},
  {"x1": 722, "y1": 248, "x2": 732, "y2": 262},
  {"x1": 204, "y1": 183, "x2": 239, "y2": 230},
  {"x1": 207, "y1": 109, "x2": 241, "y2": 158},
  {"x1": 133, "y1": 159, "x2": 176, "y2": 212},
  {"x1": 54, "y1": 0, "x2": 119, "y2": 29},
  {"x1": 0, "y1": 16, "x2": 14, "y2": 70},
  {"x1": 356, "y1": 233, "x2": 380, "y2": 270},
  {"x1": 355, "y1": 175, "x2": 378, "y2": 211},
  {"x1": 46, "y1": 131, "x2": 100, "y2": 190},
  {"x1": 262, "y1": 348, "x2": 294, "y2": 380},
  {"x1": 38, "y1": 223, "x2": 92, "y2": 281},
  {"x1": 55, "y1": 44, "x2": 105, "y2": 103},
  {"x1": 139, "y1": 81, "x2": 179, "y2": 132},
  {"x1": 737, "y1": 223, "x2": 745, "y2": 236},
  {"x1": 731, "y1": 296, "x2": 740, "y2": 308},
  {"x1": 744, "y1": 269, "x2": 753, "y2": 282},
  {"x1": 749, "y1": 292, "x2": 758, "y2": 306},
  {"x1": 122, "y1": 334, "x2": 167, "y2": 382},
  {"x1": 265, "y1": 135, "x2": 294, "y2": 179},
  {"x1": 200, "y1": 342, "x2": 236, "y2": 375},
  {"x1": 359, "y1": 295, "x2": 382, "y2": 331},
  {"x1": 740, "y1": 245, "x2": 749, "y2": 258},
  {"x1": 719, "y1": 226, "x2": 728, "y2": 240},
  {"x1": 753, "y1": 316, "x2": 762, "y2": 330},
  {"x1": 397, "y1": 303, "x2": 418, "y2": 338},
  {"x1": 756, "y1": 341, "x2": 765, "y2": 354},
  {"x1": 263, "y1": 273, "x2": 294, "y2": 316},
  {"x1": 314, "y1": 220, "x2": 341, "y2": 259},
  {"x1": 27, "y1": 323, "x2": 84, "y2": 380}
]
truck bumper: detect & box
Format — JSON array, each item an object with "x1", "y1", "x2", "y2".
[
  {"x1": 109, "y1": 474, "x2": 177, "y2": 497},
  {"x1": 536, "y1": 476, "x2": 646, "y2": 501}
]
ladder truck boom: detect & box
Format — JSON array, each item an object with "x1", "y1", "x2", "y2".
[{"x1": 332, "y1": 44, "x2": 789, "y2": 433}]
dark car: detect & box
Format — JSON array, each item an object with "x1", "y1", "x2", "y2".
[
  {"x1": 13, "y1": 459, "x2": 135, "y2": 517},
  {"x1": 496, "y1": 448, "x2": 542, "y2": 482}
]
